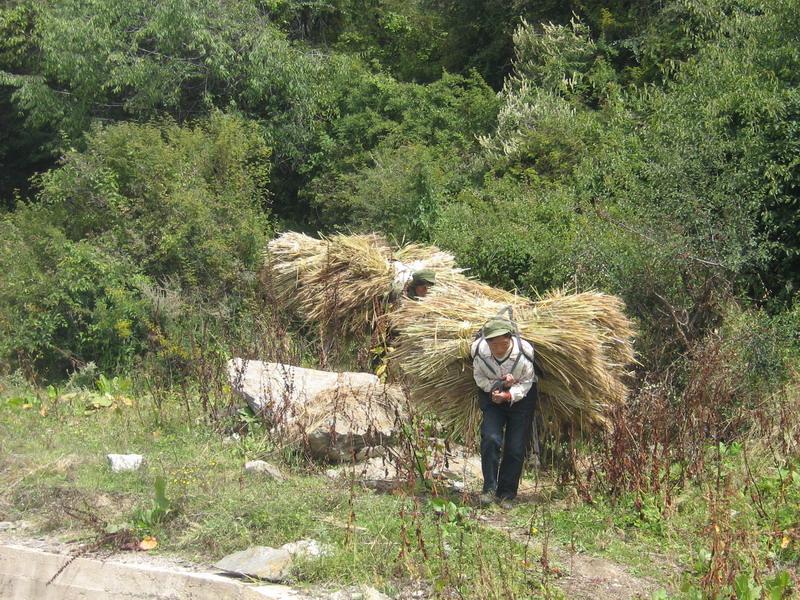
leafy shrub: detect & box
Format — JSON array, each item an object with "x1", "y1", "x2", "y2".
[
  {"x1": 719, "y1": 305, "x2": 800, "y2": 404},
  {"x1": 0, "y1": 206, "x2": 149, "y2": 376},
  {"x1": 318, "y1": 144, "x2": 456, "y2": 242},
  {"x1": 305, "y1": 68, "x2": 499, "y2": 231},
  {"x1": 434, "y1": 178, "x2": 577, "y2": 293},
  {"x1": 36, "y1": 113, "x2": 271, "y2": 299},
  {"x1": 0, "y1": 113, "x2": 271, "y2": 378}
]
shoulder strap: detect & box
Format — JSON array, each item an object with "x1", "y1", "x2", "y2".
[
  {"x1": 471, "y1": 337, "x2": 498, "y2": 375},
  {"x1": 502, "y1": 305, "x2": 534, "y2": 367},
  {"x1": 508, "y1": 345, "x2": 524, "y2": 373},
  {"x1": 470, "y1": 331, "x2": 482, "y2": 359},
  {"x1": 518, "y1": 337, "x2": 535, "y2": 365}
]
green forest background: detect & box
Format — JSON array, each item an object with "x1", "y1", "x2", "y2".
[{"x1": 2, "y1": 0, "x2": 799, "y2": 393}]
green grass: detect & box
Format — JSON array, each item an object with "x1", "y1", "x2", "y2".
[
  {"x1": 506, "y1": 452, "x2": 800, "y2": 599},
  {"x1": 506, "y1": 491, "x2": 702, "y2": 585},
  {"x1": 3, "y1": 379, "x2": 797, "y2": 599},
  {"x1": 0, "y1": 386, "x2": 559, "y2": 598}
]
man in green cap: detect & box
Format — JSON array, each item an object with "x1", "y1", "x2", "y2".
[
  {"x1": 406, "y1": 268, "x2": 436, "y2": 300},
  {"x1": 471, "y1": 317, "x2": 537, "y2": 507}
]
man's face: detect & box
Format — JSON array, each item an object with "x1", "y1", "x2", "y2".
[
  {"x1": 487, "y1": 334, "x2": 512, "y2": 358},
  {"x1": 414, "y1": 283, "x2": 430, "y2": 297}
]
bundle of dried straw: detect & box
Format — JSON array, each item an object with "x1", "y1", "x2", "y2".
[
  {"x1": 265, "y1": 232, "x2": 458, "y2": 339},
  {"x1": 264, "y1": 231, "x2": 636, "y2": 439},
  {"x1": 388, "y1": 288, "x2": 635, "y2": 440}
]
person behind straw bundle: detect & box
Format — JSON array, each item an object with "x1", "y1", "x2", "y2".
[
  {"x1": 375, "y1": 269, "x2": 437, "y2": 374},
  {"x1": 405, "y1": 268, "x2": 435, "y2": 300},
  {"x1": 471, "y1": 317, "x2": 537, "y2": 507}
]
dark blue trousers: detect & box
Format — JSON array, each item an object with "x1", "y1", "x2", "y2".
[{"x1": 478, "y1": 385, "x2": 536, "y2": 499}]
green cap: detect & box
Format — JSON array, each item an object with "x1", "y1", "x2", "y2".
[
  {"x1": 412, "y1": 269, "x2": 436, "y2": 285},
  {"x1": 482, "y1": 318, "x2": 513, "y2": 339}
]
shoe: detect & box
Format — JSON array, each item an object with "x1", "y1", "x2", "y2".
[
  {"x1": 478, "y1": 492, "x2": 495, "y2": 507},
  {"x1": 496, "y1": 496, "x2": 515, "y2": 510}
]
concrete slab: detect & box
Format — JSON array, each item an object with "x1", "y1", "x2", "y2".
[{"x1": 0, "y1": 544, "x2": 307, "y2": 599}]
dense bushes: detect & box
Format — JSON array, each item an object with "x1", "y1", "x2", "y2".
[
  {"x1": 36, "y1": 114, "x2": 271, "y2": 296},
  {"x1": 433, "y1": 179, "x2": 577, "y2": 292},
  {"x1": 432, "y1": 4, "x2": 800, "y2": 369},
  {"x1": 0, "y1": 113, "x2": 271, "y2": 376},
  {"x1": 1, "y1": 0, "x2": 800, "y2": 389},
  {"x1": 302, "y1": 68, "x2": 499, "y2": 230},
  {"x1": 0, "y1": 208, "x2": 149, "y2": 376}
]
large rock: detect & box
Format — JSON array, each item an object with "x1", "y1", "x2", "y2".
[
  {"x1": 228, "y1": 359, "x2": 405, "y2": 461},
  {"x1": 214, "y1": 539, "x2": 329, "y2": 582}
]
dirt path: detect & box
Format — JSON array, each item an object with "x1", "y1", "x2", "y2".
[
  {"x1": 473, "y1": 477, "x2": 667, "y2": 600},
  {"x1": 478, "y1": 509, "x2": 663, "y2": 599},
  {"x1": 553, "y1": 553, "x2": 660, "y2": 600}
]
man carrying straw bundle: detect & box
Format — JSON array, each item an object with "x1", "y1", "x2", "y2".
[{"x1": 472, "y1": 317, "x2": 537, "y2": 508}]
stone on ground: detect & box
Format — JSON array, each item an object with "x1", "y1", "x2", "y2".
[
  {"x1": 106, "y1": 454, "x2": 144, "y2": 472},
  {"x1": 244, "y1": 460, "x2": 284, "y2": 479},
  {"x1": 214, "y1": 539, "x2": 329, "y2": 582},
  {"x1": 215, "y1": 546, "x2": 294, "y2": 581},
  {"x1": 280, "y1": 539, "x2": 327, "y2": 559},
  {"x1": 325, "y1": 443, "x2": 483, "y2": 492}
]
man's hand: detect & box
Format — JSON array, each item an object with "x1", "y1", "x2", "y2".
[
  {"x1": 491, "y1": 390, "x2": 512, "y2": 404},
  {"x1": 502, "y1": 373, "x2": 515, "y2": 389}
]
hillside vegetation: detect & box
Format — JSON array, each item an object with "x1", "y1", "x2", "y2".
[{"x1": 2, "y1": 1, "x2": 800, "y2": 598}]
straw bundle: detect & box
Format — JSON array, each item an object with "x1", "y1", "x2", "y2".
[
  {"x1": 264, "y1": 231, "x2": 636, "y2": 440},
  {"x1": 388, "y1": 288, "x2": 636, "y2": 440},
  {"x1": 264, "y1": 232, "x2": 393, "y2": 338},
  {"x1": 265, "y1": 232, "x2": 324, "y2": 312},
  {"x1": 265, "y1": 232, "x2": 462, "y2": 339}
]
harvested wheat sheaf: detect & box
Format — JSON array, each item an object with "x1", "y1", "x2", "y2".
[
  {"x1": 389, "y1": 288, "x2": 635, "y2": 440},
  {"x1": 264, "y1": 231, "x2": 636, "y2": 439}
]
